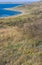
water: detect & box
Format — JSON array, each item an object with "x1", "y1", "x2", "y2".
[
  {"x1": 0, "y1": 0, "x2": 39, "y2": 18},
  {"x1": 0, "y1": 4, "x2": 22, "y2": 18}
]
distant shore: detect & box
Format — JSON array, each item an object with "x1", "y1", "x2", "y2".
[
  {"x1": 0, "y1": 5, "x2": 26, "y2": 19},
  {"x1": 0, "y1": 4, "x2": 26, "y2": 19},
  {"x1": 0, "y1": 0, "x2": 40, "y2": 19}
]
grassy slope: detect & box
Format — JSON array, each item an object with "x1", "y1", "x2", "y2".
[{"x1": 0, "y1": 1, "x2": 42, "y2": 65}]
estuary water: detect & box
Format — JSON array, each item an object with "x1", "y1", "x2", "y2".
[
  {"x1": 0, "y1": 0, "x2": 39, "y2": 18},
  {"x1": 0, "y1": 4, "x2": 22, "y2": 18}
]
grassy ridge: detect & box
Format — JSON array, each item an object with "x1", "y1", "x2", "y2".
[{"x1": 0, "y1": 1, "x2": 42, "y2": 65}]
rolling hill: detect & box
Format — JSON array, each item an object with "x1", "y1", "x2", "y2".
[{"x1": 0, "y1": 1, "x2": 42, "y2": 65}]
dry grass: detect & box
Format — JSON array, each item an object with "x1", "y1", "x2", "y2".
[{"x1": 0, "y1": 1, "x2": 42, "y2": 65}]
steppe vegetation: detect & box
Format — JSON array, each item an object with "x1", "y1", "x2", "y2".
[{"x1": 0, "y1": 1, "x2": 42, "y2": 65}]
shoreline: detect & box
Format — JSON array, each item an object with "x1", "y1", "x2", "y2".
[
  {"x1": 0, "y1": 10, "x2": 25, "y2": 19},
  {"x1": 0, "y1": 4, "x2": 28, "y2": 19},
  {"x1": 0, "y1": 0, "x2": 40, "y2": 19},
  {"x1": 0, "y1": 4, "x2": 27, "y2": 19}
]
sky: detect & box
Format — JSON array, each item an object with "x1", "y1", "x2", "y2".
[{"x1": 0, "y1": 0, "x2": 40, "y2": 2}]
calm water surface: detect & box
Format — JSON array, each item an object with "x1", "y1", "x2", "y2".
[
  {"x1": 0, "y1": 4, "x2": 22, "y2": 18},
  {"x1": 0, "y1": 0, "x2": 39, "y2": 18}
]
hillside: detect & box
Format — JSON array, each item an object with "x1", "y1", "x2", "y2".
[{"x1": 0, "y1": 1, "x2": 42, "y2": 65}]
